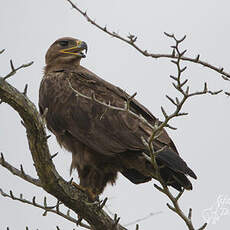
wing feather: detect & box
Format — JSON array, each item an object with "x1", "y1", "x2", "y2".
[{"x1": 39, "y1": 67, "x2": 178, "y2": 156}]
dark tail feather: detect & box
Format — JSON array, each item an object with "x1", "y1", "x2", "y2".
[
  {"x1": 121, "y1": 168, "x2": 152, "y2": 184},
  {"x1": 156, "y1": 149, "x2": 197, "y2": 191}
]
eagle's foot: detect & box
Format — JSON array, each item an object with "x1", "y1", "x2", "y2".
[
  {"x1": 71, "y1": 181, "x2": 86, "y2": 192},
  {"x1": 71, "y1": 181, "x2": 99, "y2": 201}
]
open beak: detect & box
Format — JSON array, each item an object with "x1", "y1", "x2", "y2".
[{"x1": 60, "y1": 40, "x2": 88, "y2": 58}]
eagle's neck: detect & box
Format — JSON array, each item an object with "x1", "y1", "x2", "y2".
[{"x1": 44, "y1": 59, "x2": 81, "y2": 74}]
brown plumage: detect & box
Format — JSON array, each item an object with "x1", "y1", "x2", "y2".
[{"x1": 39, "y1": 37, "x2": 197, "y2": 199}]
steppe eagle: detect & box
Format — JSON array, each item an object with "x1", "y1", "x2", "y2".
[{"x1": 39, "y1": 37, "x2": 197, "y2": 200}]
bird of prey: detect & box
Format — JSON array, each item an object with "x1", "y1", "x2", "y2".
[{"x1": 39, "y1": 37, "x2": 197, "y2": 200}]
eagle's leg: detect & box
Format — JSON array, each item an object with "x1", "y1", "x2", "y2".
[
  {"x1": 76, "y1": 165, "x2": 117, "y2": 202},
  {"x1": 69, "y1": 145, "x2": 118, "y2": 201},
  {"x1": 71, "y1": 181, "x2": 98, "y2": 201},
  {"x1": 78, "y1": 170, "x2": 103, "y2": 201},
  {"x1": 71, "y1": 166, "x2": 103, "y2": 201}
]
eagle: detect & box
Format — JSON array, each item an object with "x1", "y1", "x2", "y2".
[{"x1": 39, "y1": 37, "x2": 197, "y2": 200}]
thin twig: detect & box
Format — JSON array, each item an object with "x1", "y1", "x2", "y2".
[
  {"x1": 50, "y1": 152, "x2": 59, "y2": 160},
  {"x1": 124, "y1": 211, "x2": 162, "y2": 227},
  {"x1": 126, "y1": 92, "x2": 137, "y2": 111},
  {"x1": 198, "y1": 223, "x2": 208, "y2": 230},
  {"x1": 113, "y1": 213, "x2": 121, "y2": 229},
  {"x1": 3, "y1": 60, "x2": 33, "y2": 81},
  {"x1": 98, "y1": 197, "x2": 108, "y2": 210},
  {"x1": 148, "y1": 33, "x2": 222, "y2": 147},
  {"x1": 65, "y1": 0, "x2": 230, "y2": 79},
  {"x1": 23, "y1": 84, "x2": 28, "y2": 96},
  {"x1": 0, "y1": 49, "x2": 5, "y2": 54},
  {"x1": 0, "y1": 188, "x2": 91, "y2": 229},
  {"x1": 0, "y1": 152, "x2": 42, "y2": 187}
]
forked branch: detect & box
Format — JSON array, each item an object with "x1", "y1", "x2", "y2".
[
  {"x1": 3, "y1": 60, "x2": 33, "y2": 81},
  {"x1": 146, "y1": 33, "x2": 209, "y2": 230}
]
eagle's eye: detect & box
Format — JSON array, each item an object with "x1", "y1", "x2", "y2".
[{"x1": 59, "y1": 40, "x2": 69, "y2": 47}]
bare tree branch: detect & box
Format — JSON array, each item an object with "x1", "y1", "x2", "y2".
[
  {"x1": 145, "y1": 34, "x2": 208, "y2": 230},
  {"x1": 3, "y1": 60, "x2": 33, "y2": 81},
  {"x1": 0, "y1": 49, "x2": 5, "y2": 54},
  {"x1": 23, "y1": 83, "x2": 28, "y2": 96},
  {"x1": 0, "y1": 152, "x2": 42, "y2": 187},
  {"x1": 0, "y1": 188, "x2": 91, "y2": 230},
  {"x1": 147, "y1": 33, "x2": 222, "y2": 146},
  {"x1": 65, "y1": 0, "x2": 230, "y2": 80}
]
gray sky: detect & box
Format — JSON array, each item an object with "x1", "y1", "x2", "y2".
[{"x1": 1, "y1": 0, "x2": 230, "y2": 229}]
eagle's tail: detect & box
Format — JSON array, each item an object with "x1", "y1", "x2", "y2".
[
  {"x1": 156, "y1": 149, "x2": 197, "y2": 191},
  {"x1": 120, "y1": 149, "x2": 196, "y2": 191}
]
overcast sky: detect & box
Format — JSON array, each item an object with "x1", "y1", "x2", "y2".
[{"x1": 1, "y1": 0, "x2": 230, "y2": 229}]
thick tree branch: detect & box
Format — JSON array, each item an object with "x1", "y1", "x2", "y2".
[
  {"x1": 66, "y1": 0, "x2": 230, "y2": 80},
  {"x1": 0, "y1": 70, "x2": 127, "y2": 230}
]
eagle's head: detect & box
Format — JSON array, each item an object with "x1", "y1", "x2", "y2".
[{"x1": 45, "y1": 37, "x2": 88, "y2": 66}]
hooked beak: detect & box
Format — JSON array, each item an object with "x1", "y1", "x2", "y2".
[{"x1": 60, "y1": 40, "x2": 88, "y2": 58}]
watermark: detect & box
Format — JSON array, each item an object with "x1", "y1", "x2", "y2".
[{"x1": 202, "y1": 195, "x2": 230, "y2": 224}]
